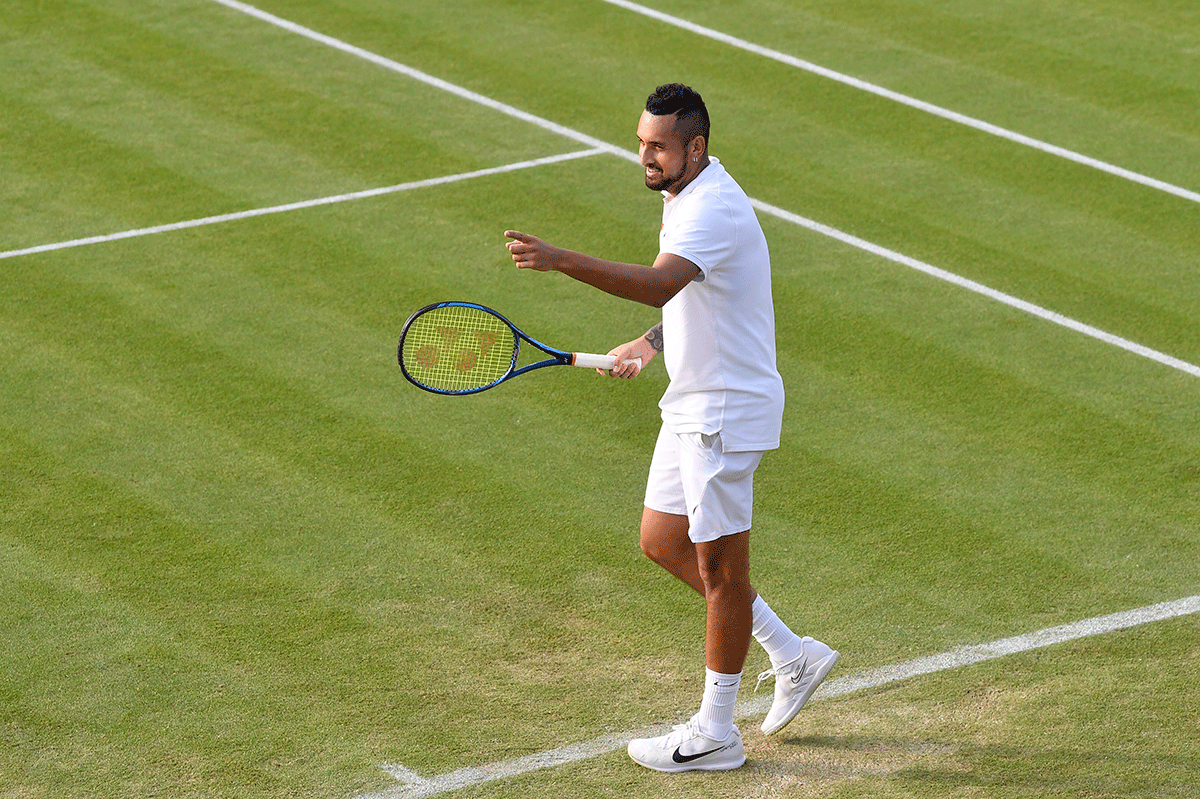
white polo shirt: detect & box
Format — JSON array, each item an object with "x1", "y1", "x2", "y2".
[{"x1": 656, "y1": 157, "x2": 785, "y2": 452}]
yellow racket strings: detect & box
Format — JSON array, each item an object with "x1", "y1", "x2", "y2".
[{"x1": 402, "y1": 305, "x2": 516, "y2": 392}]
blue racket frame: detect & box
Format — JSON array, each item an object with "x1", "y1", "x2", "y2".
[{"x1": 398, "y1": 301, "x2": 580, "y2": 395}]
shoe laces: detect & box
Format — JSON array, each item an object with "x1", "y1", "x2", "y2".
[
  {"x1": 649, "y1": 717, "x2": 701, "y2": 748},
  {"x1": 672, "y1": 718, "x2": 700, "y2": 738},
  {"x1": 753, "y1": 667, "x2": 776, "y2": 693}
]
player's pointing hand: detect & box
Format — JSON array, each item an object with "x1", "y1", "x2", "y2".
[{"x1": 505, "y1": 230, "x2": 561, "y2": 272}]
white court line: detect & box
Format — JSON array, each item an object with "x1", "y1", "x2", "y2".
[
  {"x1": 171, "y1": 8, "x2": 1200, "y2": 796},
  {"x1": 202, "y1": 0, "x2": 1200, "y2": 383},
  {"x1": 9, "y1": 145, "x2": 1197, "y2": 381},
  {"x1": 361, "y1": 595, "x2": 1200, "y2": 799},
  {"x1": 98, "y1": 6, "x2": 1189, "y2": 796},
  {"x1": 601, "y1": 0, "x2": 1200, "y2": 206},
  {"x1": 751, "y1": 197, "x2": 1200, "y2": 379},
  {"x1": 0, "y1": 149, "x2": 605, "y2": 261},
  {"x1": 209, "y1": 0, "x2": 636, "y2": 164}
]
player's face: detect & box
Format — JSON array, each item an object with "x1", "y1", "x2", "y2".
[{"x1": 637, "y1": 111, "x2": 693, "y2": 195}]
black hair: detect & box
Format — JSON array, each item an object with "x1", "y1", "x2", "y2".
[{"x1": 645, "y1": 83, "x2": 710, "y2": 152}]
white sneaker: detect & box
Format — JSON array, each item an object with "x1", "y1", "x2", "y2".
[
  {"x1": 756, "y1": 637, "x2": 840, "y2": 735},
  {"x1": 627, "y1": 717, "x2": 745, "y2": 772}
]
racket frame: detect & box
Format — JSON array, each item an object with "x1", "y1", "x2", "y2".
[{"x1": 398, "y1": 301, "x2": 609, "y2": 395}]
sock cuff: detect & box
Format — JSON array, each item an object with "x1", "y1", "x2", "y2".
[{"x1": 706, "y1": 667, "x2": 743, "y2": 685}]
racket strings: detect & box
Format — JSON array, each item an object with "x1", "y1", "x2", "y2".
[{"x1": 401, "y1": 305, "x2": 516, "y2": 392}]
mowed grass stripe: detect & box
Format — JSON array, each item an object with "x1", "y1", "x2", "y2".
[{"x1": 752, "y1": 198, "x2": 1200, "y2": 379}]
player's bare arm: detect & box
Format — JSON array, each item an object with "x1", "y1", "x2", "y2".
[{"x1": 504, "y1": 230, "x2": 698, "y2": 308}]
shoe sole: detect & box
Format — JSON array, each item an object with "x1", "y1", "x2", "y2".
[{"x1": 761, "y1": 649, "x2": 840, "y2": 736}]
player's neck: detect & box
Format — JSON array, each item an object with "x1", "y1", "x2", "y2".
[{"x1": 666, "y1": 156, "x2": 710, "y2": 199}]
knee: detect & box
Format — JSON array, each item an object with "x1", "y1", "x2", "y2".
[
  {"x1": 695, "y1": 555, "x2": 730, "y2": 592},
  {"x1": 698, "y1": 562, "x2": 752, "y2": 602},
  {"x1": 638, "y1": 523, "x2": 668, "y2": 566},
  {"x1": 638, "y1": 517, "x2": 686, "y2": 568}
]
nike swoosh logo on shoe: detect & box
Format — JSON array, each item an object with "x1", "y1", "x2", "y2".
[
  {"x1": 789, "y1": 657, "x2": 809, "y2": 685},
  {"x1": 672, "y1": 745, "x2": 725, "y2": 764}
]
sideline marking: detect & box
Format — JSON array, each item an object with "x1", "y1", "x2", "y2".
[
  {"x1": 0, "y1": 149, "x2": 605, "y2": 261},
  {"x1": 205, "y1": 0, "x2": 1200, "y2": 383},
  {"x1": 361, "y1": 595, "x2": 1200, "y2": 799},
  {"x1": 601, "y1": 0, "x2": 1200, "y2": 206}
]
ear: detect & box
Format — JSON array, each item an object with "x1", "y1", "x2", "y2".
[{"x1": 687, "y1": 135, "x2": 707, "y2": 161}]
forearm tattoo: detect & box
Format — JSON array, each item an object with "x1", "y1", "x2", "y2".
[{"x1": 644, "y1": 323, "x2": 664, "y2": 354}]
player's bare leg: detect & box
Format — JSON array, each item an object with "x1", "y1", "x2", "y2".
[
  {"x1": 629, "y1": 511, "x2": 750, "y2": 772},
  {"x1": 636, "y1": 506, "x2": 839, "y2": 738},
  {"x1": 694, "y1": 530, "x2": 754, "y2": 673},
  {"x1": 638, "y1": 508, "x2": 759, "y2": 605}
]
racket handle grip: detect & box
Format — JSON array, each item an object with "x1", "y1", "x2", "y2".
[{"x1": 572, "y1": 353, "x2": 642, "y2": 371}]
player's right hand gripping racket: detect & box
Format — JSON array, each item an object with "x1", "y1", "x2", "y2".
[{"x1": 397, "y1": 301, "x2": 640, "y2": 395}]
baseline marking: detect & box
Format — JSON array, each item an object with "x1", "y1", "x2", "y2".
[
  {"x1": 0, "y1": 150, "x2": 605, "y2": 261},
  {"x1": 361, "y1": 595, "x2": 1200, "y2": 798},
  {"x1": 601, "y1": 0, "x2": 1200, "y2": 206}
]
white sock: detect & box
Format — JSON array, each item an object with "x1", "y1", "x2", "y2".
[
  {"x1": 752, "y1": 595, "x2": 803, "y2": 668},
  {"x1": 695, "y1": 668, "x2": 741, "y2": 740}
]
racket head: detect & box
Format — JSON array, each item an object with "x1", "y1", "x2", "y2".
[{"x1": 398, "y1": 302, "x2": 520, "y2": 395}]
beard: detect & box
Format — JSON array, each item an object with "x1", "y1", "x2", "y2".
[{"x1": 644, "y1": 163, "x2": 685, "y2": 193}]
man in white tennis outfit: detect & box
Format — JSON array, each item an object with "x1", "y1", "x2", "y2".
[{"x1": 505, "y1": 83, "x2": 838, "y2": 772}]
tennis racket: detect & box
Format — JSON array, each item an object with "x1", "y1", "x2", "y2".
[{"x1": 397, "y1": 301, "x2": 639, "y2": 395}]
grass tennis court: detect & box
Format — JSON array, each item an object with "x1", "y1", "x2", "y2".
[{"x1": 3, "y1": 1, "x2": 1198, "y2": 797}]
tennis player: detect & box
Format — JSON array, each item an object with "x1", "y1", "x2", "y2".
[{"x1": 505, "y1": 83, "x2": 838, "y2": 772}]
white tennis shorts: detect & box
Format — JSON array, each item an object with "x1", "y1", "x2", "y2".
[{"x1": 643, "y1": 426, "x2": 764, "y2": 544}]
